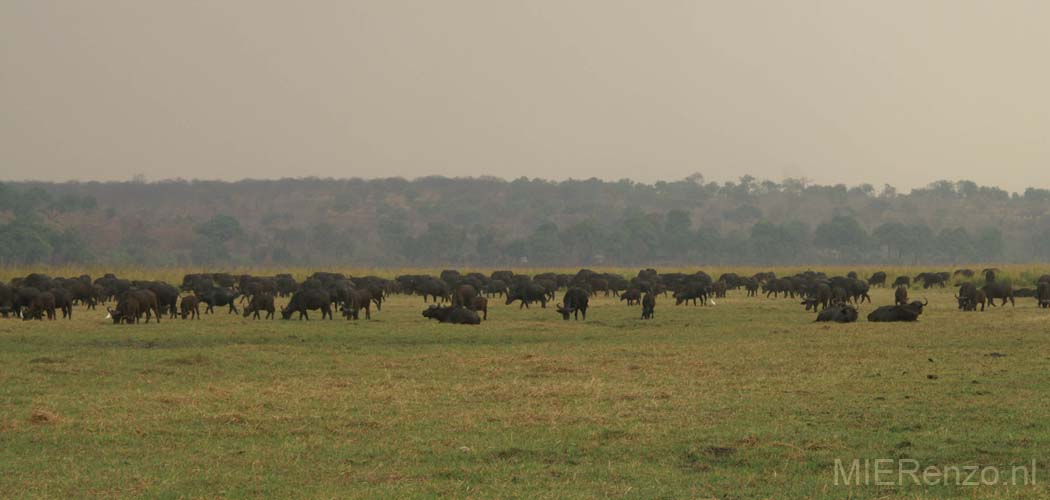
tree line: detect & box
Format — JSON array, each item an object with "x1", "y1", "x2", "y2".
[{"x1": 0, "y1": 175, "x2": 1047, "y2": 266}]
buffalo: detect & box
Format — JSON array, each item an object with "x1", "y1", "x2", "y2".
[
  {"x1": 281, "y1": 289, "x2": 333, "y2": 320},
  {"x1": 506, "y1": 283, "x2": 548, "y2": 309},
  {"x1": 26, "y1": 292, "x2": 56, "y2": 321},
  {"x1": 981, "y1": 282, "x2": 1014, "y2": 307},
  {"x1": 108, "y1": 289, "x2": 161, "y2": 324},
  {"x1": 867, "y1": 299, "x2": 928, "y2": 322},
  {"x1": 556, "y1": 287, "x2": 589, "y2": 320},
  {"x1": 1037, "y1": 282, "x2": 1050, "y2": 308},
  {"x1": 894, "y1": 286, "x2": 908, "y2": 306},
  {"x1": 243, "y1": 293, "x2": 275, "y2": 320},
  {"x1": 421, "y1": 305, "x2": 481, "y2": 325},
  {"x1": 471, "y1": 296, "x2": 488, "y2": 320},
  {"x1": 816, "y1": 303, "x2": 858, "y2": 323},
  {"x1": 198, "y1": 287, "x2": 240, "y2": 314},
  {"x1": 180, "y1": 295, "x2": 201, "y2": 319},
  {"x1": 620, "y1": 288, "x2": 642, "y2": 306},
  {"x1": 340, "y1": 289, "x2": 374, "y2": 320},
  {"x1": 867, "y1": 272, "x2": 887, "y2": 287},
  {"x1": 641, "y1": 292, "x2": 655, "y2": 320}
]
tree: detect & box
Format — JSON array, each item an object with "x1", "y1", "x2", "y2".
[
  {"x1": 873, "y1": 222, "x2": 907, "y2": 259},
  {"x1": 935, "y1": 227, "x2": 972, "y2": 264},
  {"x1": 561, "y1": 219, "x2": 604, "y2": 265},
  {"x1": 194, "y1": 215, "x2": 243, "y2": 244},
  {"x1": 192, "y1": 215, "x2": 243, "y2": 264},
  {"x1": 974, "y1": 227, "x2": 1004, "y2": 260},
  {"x1": 663, "y1": 209, "x2": 693, "y2": 256},
  {"x1": 746, "y1": 221, "x2": 807, "y2": 264},
  {"x1": 0, "y1": 218, "x2": 54, "y2": 265},
  {"x1": 525, "y1": 222, "x2": 563, "y2": 265},
  {"x1": 814, "y1": 215, "x2": 869, "y2": 260},
  {"x1": 413, "y1": 222, "x2": 467, "y2": 264}
]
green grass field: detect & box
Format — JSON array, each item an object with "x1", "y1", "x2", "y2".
[{"x1": 2, "y1": 278, "x2": 1049, "y2": 498}]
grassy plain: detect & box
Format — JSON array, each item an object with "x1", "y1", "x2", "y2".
[{"x1": 1, "y1": 267, "x2": 1050, "y2": 498}]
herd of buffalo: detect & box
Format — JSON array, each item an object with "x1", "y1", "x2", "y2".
[{"x1": 1, "y1": 267, "x2": 1049, "y2": 326}]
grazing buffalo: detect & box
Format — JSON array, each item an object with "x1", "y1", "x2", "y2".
[
  {"x1": 108, "y1": 297, "x2": 140, "y2": 324},
  {"x1": 620, "y1": 288, "x2": 642, "y2": 306},
  {"x1": 556, "y1": 287, "x2": 589, "y2": 320},
  {"x1": 180, "y1": 295, "x2": 201, "y2": 319},
  {"x1": 867, "y1": 272, "x2": 887, "y2": 287},
  {"x1": 955, "y1": 283, "x2": 979, "y2": 310},
  {"x1": 109, "y1": 289, "x2": 161, "y2": 324},
  {"x1": 281, "y1": 290, "x2": 333, "y2": 320},
  {"x1": 506, "y1": 283, "x2": 548, "y2": 309},
  {"x1": 892, "y1": 276, "x2": 911, "y2": 288},
  {"x1": 199, "y1": 287, "x2": 240, "y2": 314},
  {"x1": 674, "y1": 284, "x2": 708, "y2": 306},
  {"x1": 421, "y1": 305, "x2": 481, "y2": 325},
  {"x1": 816, "y1": 303, "x2": 858, "y2": 323},
  {"x1": 243, "y1": 293, "x2": 275, "y2": 320},
  {"x1": 340, "y1": 289, "x2": 374, "y2": 320},
  {"x1": 641, "y1": 292, "x2": 655, "y2": 320},
  {"x1": 867, "y1": 299, "x2": 928, "y2": 322},
  {"x1": 801, "y1": 283, "x2": 832, "y2": 311},
  {"x1": 960, "y1": 290, "x2": 987, "y2": 312},
  {"x1": 26, "y1": 292, "x2": 57, "y2": 321},
  {"x1": 914, "y1": 272, "x2": 948, "y2": 289}
]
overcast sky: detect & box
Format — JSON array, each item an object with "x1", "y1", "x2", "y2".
[{"x1": 3, "y1": 1, "x2": 1049, "y2": 192}]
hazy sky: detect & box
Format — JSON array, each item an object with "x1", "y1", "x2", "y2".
[{"x1": 3, "y1": 1, "x2": 1050, "y2": 191}]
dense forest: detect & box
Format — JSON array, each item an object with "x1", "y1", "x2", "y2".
[{"x1": 2, "y1": 175, "x2": 1050, "y2": 267}]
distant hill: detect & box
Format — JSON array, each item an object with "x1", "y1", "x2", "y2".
[{"x1": 1, "y1": 175, "x2": 1048, "y2": 267}]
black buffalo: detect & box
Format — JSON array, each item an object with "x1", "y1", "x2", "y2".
[
  {"x1": 506, "y1": 283, "x2": 548, "y2": 309},
  {"x1": 981, "y1": 282, "x2": 1014, "y2": 307},
  {"x1": 556, "y1": 287, "x2": 589, "y2": 320},
  {"x1": 867, "y1": 299, "x2": 928, "y2": 322},
  {"x1": 894, "y1": 285, "x2": 908, "y2": 306},
  {"x1": 421, "y1": 305, "x2": 481, "y2": 325},
  {"x1": 1037, "y1": 282, "x2": 1050, "y2": 308},
  {"x1": 243, "y1": 293, "x2": 275, "y2": 320},
  {"x1": 641, "y1": 292, "x2": 655, "y2": 320},
  {"x1": 867, "y1": 272, "x2": 887, "y2": 287},
  {"x1": 180, "y1": 295, "x2": 201, "y2": 319},
  {"x1": 199, "y1": 287, "x2": 241, "y2": 314},
  {"x1": 815, "y1": 303, "x2": 858, "y2": 323},
  {"x1": 281, "y1": 289, "x2": 333, "y2": 320}
]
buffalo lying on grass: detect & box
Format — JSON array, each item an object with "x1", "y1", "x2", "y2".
[
  {"x1": 867, "y1": 299, "x2": 928, "y2": 322},
  {"x1": 421, "y1": 305, "x2": 481, "y2": 325},
  {"x1": 816, "y1": 303, "x2": 858, "y2": 323}
]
